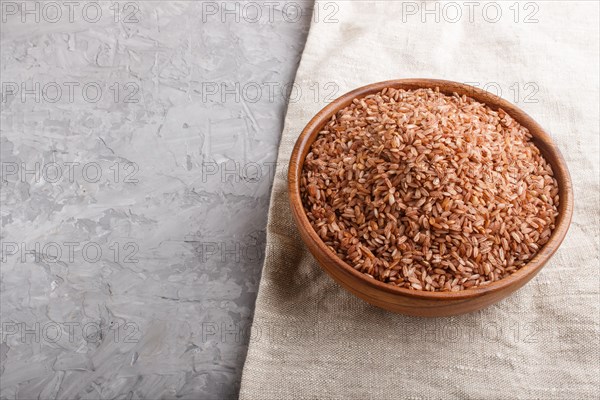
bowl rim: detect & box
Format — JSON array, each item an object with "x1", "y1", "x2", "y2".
[{"x1": 288, "y1": 78, "x2": 574, "y2": 301}]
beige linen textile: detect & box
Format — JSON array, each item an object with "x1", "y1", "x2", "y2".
[{"x1": 240, "y1": 2, "x2": 600, "y2": 398}]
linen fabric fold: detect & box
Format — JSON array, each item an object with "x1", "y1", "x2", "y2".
[{"x1": 240, "y1": 2, "x2": 600, "y2": 398}]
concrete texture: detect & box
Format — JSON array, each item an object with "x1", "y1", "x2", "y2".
[{"x1": 0, "y1": 2, "x2": 311, "y2": 398}]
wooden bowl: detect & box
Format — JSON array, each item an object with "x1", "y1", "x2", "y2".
[{"x1": 288, "y1": 79, "x2": 573, "y2": 317}]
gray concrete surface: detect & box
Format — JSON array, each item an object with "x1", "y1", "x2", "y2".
[{"x1": 0, "y1": 1, "x2": 312, "y2": 398}]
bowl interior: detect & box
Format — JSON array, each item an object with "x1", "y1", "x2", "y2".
[{"x1": 288, "y1": 79, "x2": 573, "y2": 300}]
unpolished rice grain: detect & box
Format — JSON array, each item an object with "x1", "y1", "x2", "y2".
[{"x1": 300, "y1": 87, "x2": 559, "y2": 292}]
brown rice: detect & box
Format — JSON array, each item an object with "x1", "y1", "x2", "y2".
[{"x1": 300, "y1": 87, "x2": 559, "y2": 292}]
